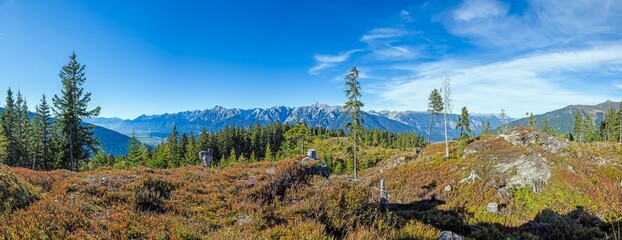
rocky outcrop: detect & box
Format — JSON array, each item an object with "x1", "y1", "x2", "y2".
[{"x1": 495, "y1": 154, "x2": 551, "y2": 188}]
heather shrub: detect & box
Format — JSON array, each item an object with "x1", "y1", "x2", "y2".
[
  {"x1": 0, "y1": 165, "x2": 39, "y2": 213},
  {"x1": 134, "y1": 177, "x2": 176, "y2": 212}
]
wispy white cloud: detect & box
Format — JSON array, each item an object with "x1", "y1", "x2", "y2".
[
  {"x1": 308, "y1": 49, "x2": 362, "y2": 75},
  {"x1": 312, "y1": 0, "x2": 622, "y2": 115},
  {"x1": 453, "y1": 0, "x2": 507, "y2": 22},
  {"x1": 360, "y1": 28, "x2": 408, "y2": 43},
  {"x1": 371, "y1": 44, "x2": 622, "y2": 116},
  {"x1": 400, "y1": 10, "x2": 413, "y2": 22},
  {"x1": 445, "y1": 0, "x2": 622, "y2": 49},
  {"x1": 372, "y1": 43, "x2": 417, "y2": 59}
]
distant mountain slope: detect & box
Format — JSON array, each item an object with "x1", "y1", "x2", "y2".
[
  {"x1": 86, "y1": 103, "x2": 511, "y2": 145},
  {"x1": 506, "y1": 100, "x2": 620, "y2": 133},
  {"x1": 0, "y1": 107, "x2": 131, "y2": 156}
]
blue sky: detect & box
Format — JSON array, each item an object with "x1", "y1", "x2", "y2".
[{"x1": 1, "y1": 0, "x2": 621, "y2": 119}]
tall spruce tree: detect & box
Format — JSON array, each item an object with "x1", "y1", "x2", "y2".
[
  {"x1": 1, "y1": 88, "x2": 18, "y2": 166},
  {"x1": 0, "y1": 124, "x2": 7, "y2": 164},
  {"x1": 573, "y1": 112, "x2": 584, "y2": 143},
  {"x1": 284, "y1": 121, "x2": 311, "y2": 156},
  {"x1": 32, "y1": 94, "x2": 53, "y2": 170},
  {"x1": 455, "y1": 106, "x2": 471, "y2": 140},
  {"x1": 482, "y1": 120, "x2": 492, "y2": 135},
  {"x1": 52, "y1": 52, "x2": 101, "y2": 171},
  {"x1": 126, "y1": 133, "x2": 144, "y2": 166},
  {"x1": 427, "y1": 89, "x2": 443, "y2": 144},
  {"x1": 344, "y1": 67, "x2": 364, "y2": 179},
  {"x1": 541, "y1": 119, "x2": 553, "y2": 134},
  {"x1": 526, "y1": 112, "x2": 535, "y2": 126},
  {"x1": 583, "y1": 114, "x2": 594, "y2": 143},
  {"x1": 165, "y1": 125, "x2": 180, "y2": 167},
  {"x1": 15, "y1": 91, "x2": 31, "y2": 167}
]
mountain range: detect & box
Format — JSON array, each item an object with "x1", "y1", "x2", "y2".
[
  {"x1": 3, "y1": 100, "x2": 617, "y2": 156},
  {"x1": 86, "y1": 103, "x2": 512, "y2": 145},
  {"x1": 506, "y1": 100, "x2": 620, "y2": 133}
]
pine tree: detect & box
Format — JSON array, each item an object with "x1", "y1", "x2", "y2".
[
  {"x1": 541, "y1": 119, "x2": 553, "y2": 134},
  {"x1": 584, "y1": 114, "x2": 594, "y2": 143},
  {"x1": 183, "y1": 133, "x2": 199, "y2": 165},
  {"x1": 427, "y1": 89, "x2": 443, "y2": 144},
  {"x1": 526, "y1": 112, "x2": 535, "y2": 126},
  {"x1": 165, "y1": 125, "x2": 180, "y2": 167},
  {"x1": 264, "y1": 143, "x2": 273, "y2": 161},
  {"x1": 344, "y1": 67, "x2": 364, "y2": 179},
  {"x1": 1, "y1": 88, "x2": 18, "y2": 166},
  {"x1": 573, "y1": 112, "x2": 585, "y2": 143},
  {"x1": 15, "y1": 90, "x2": 31, "y2": 167},
  {"x1": 455, "y1": 106, "x2": 471, "y2": 140},
  {"x1": 49, "y1": 120, "x2": 66, "y2": 169},
  {"x1": 481, "y1": 120, "x2": 491, "y2": 135},
  {"x1": 52, "y1": 52, "x2": 101, "y2": 171},
  {"x1": 32, "y1": 94, "x2": 52, "y2": 170},
  {"x1": 228, "y1": 148, "x2": 237, "y2": 164},
  {"x1": 126, "y1": 133, "x2": 144, "y2": 166},
  {"x1": 0, "y1": 126, "x2": 7, "y2": 164},
  {"x1": 0, "y1": 95, "x2": 7, "y2": 163},
  {"x1": 284, "y1": 121, "x2": 311, "y2": 156}
]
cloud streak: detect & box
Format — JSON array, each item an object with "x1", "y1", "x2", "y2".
[
  {"x1": 360, "y1": 28, "x2": 408, "y2": 43},
  {"x1": 308, "y1": 49, "x2": 362, "y2": 75},
  {"x1": 310, "y1": 0, "x2": 622, "y2": 116},
  {"x1": 445, "y1": 0, "x2": 622, "y2": 50},
  {"x1": 373, "y1": 44, "x2": 622, "y2": 116}
]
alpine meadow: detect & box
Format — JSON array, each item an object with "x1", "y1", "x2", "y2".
[{"x1": 1, "y1": 1, "x2": 622, "y2": 239}]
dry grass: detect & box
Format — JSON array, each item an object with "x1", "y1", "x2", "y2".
[{"x1": 1, "y1": 129, "x2": 621, "y2": 239}]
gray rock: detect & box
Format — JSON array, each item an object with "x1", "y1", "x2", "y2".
[
  {"x1": 199, "y1": 150, "x2": 213, "y2": 167},
  {"x1": 539, "y1": 136, "x2": 569, "y2": 154},
  {"x1": 438, "y1": 231, "x2": 462, "y2": 240},
  {"x1": 487, "y1": 202, "x2": 499, "y2": 214},
  {"x1": 590, "y1": 156, "x2": 608, "y2": 167},
  {"x1": 444, "y1": 185, "x2": 453, "y2": 192},
  {"x1": 307, "y1": 149, "x2": 318, "y2": 160},
  {"x1": 266, "y1": 167, "x2": 276, "y2": 175},
  {"x1": 236, "y1": 214, "x2": 251, "y2": 225},
  {"x1": 386, "y1": 156, "x2": 412, "y2": 168},
  {"x1": 499, "y1": 130, "x2": 538, "y2": 146},
  {"x1": 462, "y1": 147, "x2": 478, "y2": 156},
  {"x1": 495, "y1": 154, "x2": 550, "y2": 188}
]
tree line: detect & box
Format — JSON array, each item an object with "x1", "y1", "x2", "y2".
[
  {"x1": 572, "y1": 103, "x2": 622, "y2": 143},
  {"x1": 89, "y1": 121, "x2": 426, "y2": 170},
  {"x1": 0, "y1": 52, "x2": 100, "y2": 171}
]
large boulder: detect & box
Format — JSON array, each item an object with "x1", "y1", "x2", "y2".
[{"x1": 495, "y1": 154, "x2": 551, "y2": 188}]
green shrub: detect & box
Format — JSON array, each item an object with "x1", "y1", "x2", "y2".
[{"x1": 0, "y1": 165, "x2": 40, "y2": 213}]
